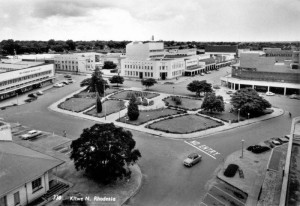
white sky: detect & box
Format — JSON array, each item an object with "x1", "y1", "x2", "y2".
[{"x1": 1, "y1": 0, "x2": 300, "y2": 42}]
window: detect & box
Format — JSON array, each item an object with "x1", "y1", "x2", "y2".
[
  {"x1": 13, "y1": 192, "x2": 20, "y2": 206},
  {"x1": 0, "y1": 196, "x2": 7, "y2": 206},
  {"x1": 32, "y1": 178, "x2": 42, "y2": 192}
]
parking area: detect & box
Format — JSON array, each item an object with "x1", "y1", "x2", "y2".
[{"x1": 184, "y1": 140, "x2": 221, "y2": 160}]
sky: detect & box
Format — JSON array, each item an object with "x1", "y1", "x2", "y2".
[{"x1": 0, "y1": 0, "x2": 300, "y2": 42}]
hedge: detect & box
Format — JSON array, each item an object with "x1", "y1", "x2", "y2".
[
  {"x1": 247, "y1": 145, "x2": 270, "y2": 154},
  {"x1": 224, "y1": 164, "x2": 239, "y2": 177}
]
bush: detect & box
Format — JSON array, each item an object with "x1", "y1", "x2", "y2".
[
  {"x1": 171, "y1": 96, "x2": 182, "y2": 105},
  {"x1": 149, "y1": 100, "x2": 154, "y2": 106},
  {"x1": 224, "y1": 164, "x2": 239, "y2": 177},
  {"x1": 247, "y1": 145, "x2": 270, "y2": 154}
]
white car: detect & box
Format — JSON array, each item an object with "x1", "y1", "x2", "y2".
[
  {"x1": 21, "y1": 130, "x2": 42, "y2": 140},
  {"x1": 54, "y1": 83, "x2": 64, "y2": 88},
  {"x1": 200, "y1": 73, "x2": 205, "y2": 76},
  {"x1": 272, "y1": 140, "x2": 281, "y2": 145},
  {"x1": 183, "y1": 153, "x2": 202, "y2": 167},
  {"x1": 266, "y1": 91, "x2": 275, "y2": 96},
  {"x1": 36, "y1": 90, "x2": 43, "y2": 95}
]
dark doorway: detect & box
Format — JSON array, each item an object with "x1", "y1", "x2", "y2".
[
  {"x1": 161, "y1": 72, "x2": 167, "y2": 80},
  {"x1": 139, "y1": 72, "x2": 143, "y2": 79}
]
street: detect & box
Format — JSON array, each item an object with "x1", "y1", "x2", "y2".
[{"x1": 0, "y1": 70, "x2": 299, "y2": 206}]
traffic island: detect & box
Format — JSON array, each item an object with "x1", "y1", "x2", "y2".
[{"x1": 55, "y1": 161, "x2": 142, "y2": 206}]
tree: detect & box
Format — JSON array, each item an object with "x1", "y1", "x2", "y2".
[
  {"x1": 66, "y1": 39, "x2": 76, "y2": 51},
  {"x1": 231, "y1": 88, "x2": 271, "y2": 117},
  {"x1": 127, "y1": 95, "x2": 139, "y2": 120},
  {"x1": 109, "y1": 75, "x2": 124, "y2": 87},
  {"x1": 80, "y1": 68, "x2": 108, "y2": 96},
  {"x1": 141, "y1": 78, "x2": 157, "y2": 90},
  {"x1": 187, "y1": 80, "x2": 212, "y2": 97},
  {"x1": 201, "y1": 92, "x2": 225, "y2": 113},
  {"x1": 96, "y1": 93, "x2": 102, "y2": 113},
  {"x1": 103, "y1": 61, "x2": 117, "y2": 69},
  {"x1": 70, "y1": 123, "x2": 141, "y2": 184}
]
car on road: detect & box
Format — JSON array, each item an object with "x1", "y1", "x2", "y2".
[
  {"x1": 54, "y1": 83, "x2": 64, "y2": 88},
  {"x1": 183, "y1": 153, "x2": 202, "y2": 167},
  {"x1": 67, "y1": 79, "x2": 75, "y2": 83},
  {"x1": 61, "y1": 81, "x2": 69, "y2": 85},
  {"x1": 36, "y1": 90, "x2": 43, "y2": 95},
  {"x1": 200, "y1": 73, "x2": 205, "y2": 76},
  {"x1": 289, "y1": 94, "x2": 300, "y2": 100},
  {"x1": 28, "y1": 93, "x2": 38, "y2": 98},
  {"x1": 278, "y1": 137, "x2": 289, "y2": 143},
  {"x1": 64, "y1": 74, "x2": 72, "y2": 78},
  {"x1": 21, "y1": 130, "x2": 42, "y2": 140},
  {"x1": 266, "y1": 91, "x2": 275, "y2": 96}
]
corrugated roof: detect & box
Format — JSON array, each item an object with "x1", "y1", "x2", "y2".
[{"x1": 0, "y1": 141, "x2": 64, "y2": 196}]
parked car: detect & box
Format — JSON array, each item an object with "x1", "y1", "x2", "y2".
[
  {"x1": 271, "y1": 140, "x2": 281, "y2": 145},
  {"x1": 28, "y1": 93, "x2": 38, "y2": 98},
  {"x1": 200, "y1": 73, "x2": 205, "y2": 76},
  {"x1": 183, "y1": 153, "x2": 202, "y2": 167},
  {"x1": 266, "y1": 91, "x2": 275, "y2": 96},
  {"x1": 54, "y1": 83, "x2": 64, "y2": 88},
  {"x1": 278, "y1": 137, "x2": 289, "y2": 143},
  {"x1": 289, "y1": 94, "x2": 300, "y2": 100},
  {"x1": 64, "y1": 74, "x2": 72, "y2": 78},
  {"x1": 36, "y1": 90, "x2": 43, "y2": 95},
  {"x1": 61, "y1": 81, "x2": 69, "y2": 85},
  {"x1": 226, "y1": 90, "x2": 234, "y2": 94},
  {"x1": 21, "y1": 130, "x2": 42, "y2": 140}
]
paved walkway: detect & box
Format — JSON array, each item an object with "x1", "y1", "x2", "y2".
[{"x1": 49, "y1": 87, "x2": 284, "y2": 140}]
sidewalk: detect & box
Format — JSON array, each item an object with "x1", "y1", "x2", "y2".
[{"x1": 49, "y1": 87, "x2": 284, "y2": 140}]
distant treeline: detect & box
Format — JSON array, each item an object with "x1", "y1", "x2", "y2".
[{"x1": 0, "y1": 39, "x2": 299, "y2": 56}]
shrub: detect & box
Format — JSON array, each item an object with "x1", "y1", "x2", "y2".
[
  {"x1": 127, "y1": 95, "x2": 139, "y2": 120},
  {"x1": 149, "y1": 100, "x2": 154, "y2": 106},
  {"x1": 224, "y1": 164, "x2": 239, "y2": 177},
  {"x1": 171, "y1": 96, "x2": 182, "y2": 105},
  {"x1": 247, "y1": 145, "x2": 270, "y2": 154}
]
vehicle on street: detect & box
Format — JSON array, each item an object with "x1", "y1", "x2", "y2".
[
  {"x1": 183, "y1": 153, "x2": 202, "y2": 167},
  {"x1": 278, "y1": 137, "x2": 289, "y2": 143},
  {"x1": 289, "y1": 94, "x2": 300, "y2": 100},
  {"x1": 64, "y1": 74, "x2": 72, "y2": 78},
  {"x1": 28, "y1": 93, "x2": 38, "y2": 98},
  {"x1": 200, "y1": 73, "x2": 205, "y2": 76},
  {"x1": 226, "y1": 90, "x2": 234, "y2": 94},
  {"x1": 266, "y1": 91, "x2": 275, "y2": 96},
  {"x1": 21, "y1": 130, "x2": 42, "y2": 140},
  {"x1": 272, "y1": 140, "x2": 281, "y2": 145},
  {"x1": 67, "y1": 79, "x2": 75, "y2": 83},
  {"x1": 61, "y1": 81, "x2": 69, "y2": 85},
  {"x1": 54, "y1": 83, "x2": 64, "y2": 88},
  {"x1": 206, "y1": 71, "x2": 211, "y2": 74},
  {"x1": 36, "y1": 90, "x2": 43, "y2": 95}
]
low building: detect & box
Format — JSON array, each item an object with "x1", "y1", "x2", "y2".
[
  {"x1": 54, "y1": 52, "x2": 103, "y2": 73},
  {"x1": 0, "y1": 60, "x2": 55, "y2": 101},
  {"x1": 0, "y1": 121, "x2": 65, "y2": 206},
  {"x1": 221, "y1": 53, "x2": 300, "y2": 95}
]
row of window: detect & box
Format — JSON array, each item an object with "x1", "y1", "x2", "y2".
[
  {"x1": 172, "y1": 62, "x2": 184, "y2": 69},
  {"x1": 149, "y1": 55, "x2": 164, "y2": 58},
  {"x1": 125, "y1": 71, "x2": 154, "y2": 77},
  {"x1": 172, "y1": 70, "x2": 183, "y2": 76},
  {"x1": 0, "y1": 71, "x2": 52, "y2": 87},
  {"x1": 149, "y1": 49, "x2": 164, "y2": 52},
  {"x1": 159, "y1": 66, "x2": 168, "y2": 70},
  {"x1": 0, "y1": 177, "x2": 42, "y2": 206},
  {"x1": 124, "y1": 65, "x2": 153, "y2": 70}
]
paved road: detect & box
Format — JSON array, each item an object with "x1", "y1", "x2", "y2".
[{"x1": 1, "y1": 71, "x2": 299, "y2": 206}]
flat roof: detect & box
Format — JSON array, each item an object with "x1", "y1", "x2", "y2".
[
  {"x1": 0, "y1": 141, "x2": 64, "y2": 197},
  {"x1": 205, "y1": 45, "x2": 238, "y2": 53}
]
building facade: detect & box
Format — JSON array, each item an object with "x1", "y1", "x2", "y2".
[
  {"x1": 0, "y1": 61, "x2": 55, "y2": 101},
  {"x1": 54, "y1": 53, "x2": 102, "y2": 73}
]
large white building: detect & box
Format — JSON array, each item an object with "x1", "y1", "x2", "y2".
[
  {"x1": 54, "y1": 52, "x2": 103, "y2": 73},
  {"x1": 0, "y1": 59, "x2": 55, "y2": 100},
  {"x1": 121, "y1": 41, "x2": 202, "y2": 80}
]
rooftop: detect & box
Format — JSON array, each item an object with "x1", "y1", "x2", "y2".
[
  {"x1": 199, "y1": 58, "x2": 216, "y2": 65},
  {"x1": 205, "y1": 45, "x2": 238, "y2": 53},
  {"x1": 0, "y1": 141, "x2": 64, "y2": 196}
]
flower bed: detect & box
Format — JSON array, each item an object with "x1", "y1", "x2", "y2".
[
  {"x1": 118, "y1": 108, "x2": 185, "y2": 126},
  {"x1": 163, "y1": 96, "x2": 202, "y2": 111},
  {"x1": 147, "y1": 114, "x2": 223, "y2": 134},
  {"x1": 110, "y1": 90, "x2": 159, "y2": 100},
  {"x1": 84, "y1": 99, "x2": 126, "y2": 118},
  {"x1": 58, "y1": 97, "x2": 95, "y2": 112},
  {"x1": 74, "y1": 88, "x2": 121, "y2": 98}
]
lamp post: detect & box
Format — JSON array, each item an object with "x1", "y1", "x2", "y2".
[
  {"x1": 238, "y1": 109, "x2": 240, "y2": 122},
  {"x1": 248, "y1": 113, "x2": 250, "y2": 121},
  {"x1": 241, "y1": 139, "x2": 244, "y2": 158}
]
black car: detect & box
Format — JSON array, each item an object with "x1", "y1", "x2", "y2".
[
  {"x1": 28, "y1": 93, "x2": 38, "y2": 98},
  {"x1": 64, "y1": 74, "x2": 72, "y2": 78}
]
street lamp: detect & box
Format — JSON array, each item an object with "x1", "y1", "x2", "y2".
[
  {"x1": 248, "y1": 113, "x2": 250, "y2": 120},
  {"x1": 241, "y1": 139, "x2": 244, "y2": 158},
  {"x1": 238, "y1": 109, "x2": 240, "y2": 122}
]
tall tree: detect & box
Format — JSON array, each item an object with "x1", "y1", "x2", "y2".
[
  {"x1": 231, "y1": 88, "x2": 271, "y2": 117},
  {"x1": 103, "y1": 61, "x2": 117, "y2": 69},
  {"x1": 66, "y1": 39, "x2": 76, "y2": 51},
  {"x1": 127, "y1": 95, "x2": 139, "y2": 121},
  {"x1": 187, "y1": 80, "x2": 212, "y2": 97},
  {"x1": 70, "y1": 123, "x2": 141, "y2": 184},
  {"x1": 141, "y1": 78, "x2": 157, "y2": 90},
  {"x1": 80, "y1": 68, "x2": 108, "y2": 96},
  {"x1": 109, "y1": 75, "x2": 124, "y2": 87},
  {"x1": 95, "y1": 87, "x2": 102, "y2": 113},
  {"x1": 201, "y1": 92, "x2": 225, "y2": 113}
]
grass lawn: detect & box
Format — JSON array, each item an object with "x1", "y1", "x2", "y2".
[
  {"x1": 58, "y1": 98, "x2": 95, "y2": 112},
  {"x1": 118, "y1": 108, "x2": 184, "y2": 126},
  {"x1": 75, "y1": 88, "x2": 121, "y2": 98},
  {"x1": 148, "y1": 114, "x2": 223, "y2": 134},
  {"x1": 110, "y1": 90, "x2": 159, "y2": 100},
  {"x1": 56, "y1": 161, "x2": 141, "y2": 206},
  {"x1": 84, "y1": 99, "x2": 126, "y2": 118},
  {"x1": 163, "y1": 96, "x2": 202, "y2": 110}
]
